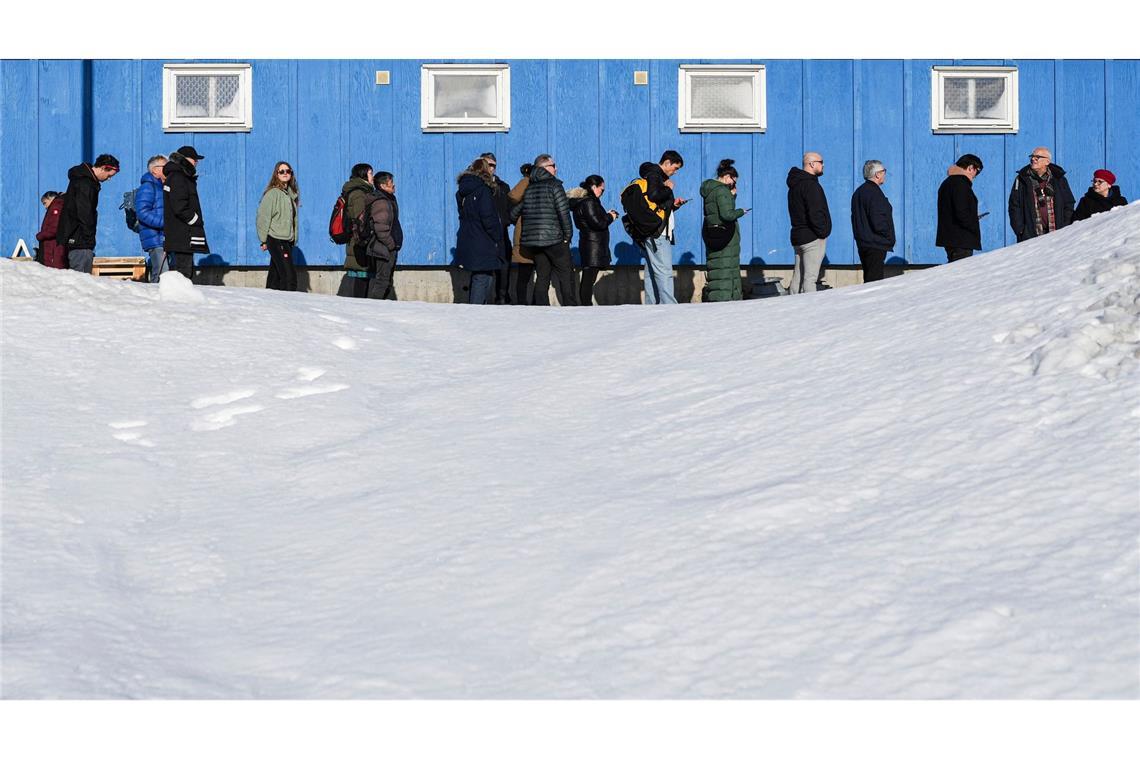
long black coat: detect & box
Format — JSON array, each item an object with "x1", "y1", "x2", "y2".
[
  {"x1": 56, "y1": 164, "x2": 101, "y2": 250},
  {"x1": 510, "y1": 166, "x2": 572, "y2": 248},
  {"x1": 162, "y1": 153, "x2": 210, "y2": 254},
  {"x1": 1008, "y1": 163, "x2": 1076, "y2": 241},
  {"x1": 454, "y1": 172, "x2": 505, "y2": 272},
  {"x1": 936, "y1": 172, "x2": 981, "y2": 250},
  {"x1": 850, "y1": 180, "x2": 895, "y2": 251},
  {"x1": 786, "y1": 168, "x2": 832, "y2": 246},
  {"x1": 571, "y1": 191, "x2": 615, "y2": 268},
  {"x1": 1072, "y1": 186, "x2": 1127, "y2": 221}
]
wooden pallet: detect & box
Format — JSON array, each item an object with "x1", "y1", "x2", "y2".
[{"x1": 92, "y1": 256, "x2": 147, "y2": 281}]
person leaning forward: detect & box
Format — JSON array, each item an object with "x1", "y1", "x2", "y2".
[
  {"x1": 936, "y1": 154, "x2": 983, "y2": 263},
  {"x1": 56, "y1": 154, "x2": 120, "y2": 273}
]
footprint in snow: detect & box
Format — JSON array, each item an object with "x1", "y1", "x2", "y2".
[
  {"x1": 333, "y1": 336, "x2": 357, "y2": 351},
  {"x1": 296, "y1": 367, "x2": 327, "y2": 382},
  {"x1": 316, "y1": 313, "x2": 349, "y2": 324},
  {"x1": 275, "y1": 384, "x2": 349, "y2": 400},
  {"x1": 190, "y1": 404, "x2": 265, "y2": 432},
  {"x1": 108, "y1": 420, "x2": 156, "y2": 447},
  {"x1": 191, "y1": 389, "x2": 257, "y2": 409}
]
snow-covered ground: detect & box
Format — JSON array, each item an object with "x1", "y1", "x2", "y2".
[{"x1": 2, "y1": 204, "x2": 1138, "y2": 700}]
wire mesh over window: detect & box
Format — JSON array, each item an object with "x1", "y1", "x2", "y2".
[
  {"x1": 174, "y1": 74, "x2": 242, "y2": 120},
  {"x1": 690, "y1": 76, "x2": 756, "y2": 121},
  {"x1": 943, "y1": 77, "x2": 1007, "y2": 121},
  {"x1": 433, "y1": 75, "x2": 498, "y2": 120}
]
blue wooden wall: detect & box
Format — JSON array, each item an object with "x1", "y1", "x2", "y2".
[{"x1": 3, "y1": 59, "x2": 1137, "y2": 269}]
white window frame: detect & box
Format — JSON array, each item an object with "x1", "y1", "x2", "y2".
[
  {"x1": 678, "y1": 64, "x2": 766, "y2": 133},
  {"x1": 931, "y1": 66, "x2": 1018, "y2": 134},
  {"x1": 421, "y1": 64, "x2": 511, "y2": 133},
  {"x1": 163, "y1": 63, "x2": 253, "y2": 133}
]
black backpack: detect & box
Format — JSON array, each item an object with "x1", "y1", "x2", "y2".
[
  {"x1": 120, "y1": 190, "x2": 140, "y2": 233},
  {"x1": 620, "y1": 178, "x2": 666, "y2": 242}
]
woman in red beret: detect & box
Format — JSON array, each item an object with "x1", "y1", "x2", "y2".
[{"x1": 1073, "y1": 169, "x2": 1128, "y2": 221}]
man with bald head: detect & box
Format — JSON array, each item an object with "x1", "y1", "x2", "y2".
[
  {"x1": 786, "y1": 151, "x2": 832, "y2": 293},
  {"x1": 1008, "y1": 146, "x2": 1076, "y2": 242}
]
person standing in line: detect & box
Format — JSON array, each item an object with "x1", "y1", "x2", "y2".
[
  {"x1": 480, "y1": 152, "x2": 515, "y2": 304},
  {"x1": 256, "y1": 161, "x2": 300, "y2": 291},
  {"x1": 365, "y1": 171, "x2": 403, "y2": 300},
  {"x1": 570, "y1": 174, "x2": 619, "y2": 306},
  {"x1": 510, "y1": 154, "x2": 577, "y2": 306},
  {"x1": 1072, "y1": 169, "x2": 1128, "y2": 221},
  {"x1": 507, "y1": 163, "x2": 535, "y2": 305},
  {"x1": 337, "y1": 163, "x2": 376, "y2": 298},
  {"x1": 700, "y1": 158, "x2": 749, "y2": 301},
  {"x1": 135, "y1": 154, "x2": 168, "y2": 281},
  {"x1": 785, "y1": 151, "x2": 831, "y2": 294},
  {"x1": 456, "y1": 158, "x2": 507, "y2": 304},
  {"x1": 56, "y1": 154, "x2": 120, "y2": 273},
  {"x1": 636, "y1": 150, "x2": 686, "y2": 305},
  {"x1": 850, "y1": 159, "x2": 896, "y2": 283},
  {"x1": 35, "y1": 191, "x2": 68, "y2": 269},
  {"x1": 1008, "y1": 147, "x2": 1076, "y2": 242},
  {"x1": 162, "y1": 145, "x2": 209, "y2": 280},
  {"x1": 935, "y1": 154, "x2": 984, "y2": 263}
]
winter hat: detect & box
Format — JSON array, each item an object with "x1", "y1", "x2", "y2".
[
  {"x1": 1093, "y1": 169, "x2": 1116, "y2": 186},
  {"x1": 177, "y1": 145, "x2": 206, "y2": 160}
]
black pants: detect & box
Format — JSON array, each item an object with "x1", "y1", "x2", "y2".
[
  {"x1": 945, "y1": 247, "x2": 973, "y2": 263},
  {"x1": 337, "y1": 272, "x2": 370, "y2": 298},
  {"x1": 367, "y1": 255, "x2": 398, "y2": 300},
  {"x1": 171, "y1": 252, "x2": 195, "y2": 280},
  {"x1": 266, "y1": 237, "x2": 297, "y2": 291},
  {"x1": 514, "y1": 262, "x2": 535, "y2": 305},
  {"x1": 579, "y1": 266, "x2": 601, "y2": 305},
  {"x1": 857, "y1": 247, "x2": 886, "y2": 282},
  {"x1": 530, "y1": 242, "x2": 578, "y2": 306},
  {"x1": 494, "y1": 231, "x2": 513, "y2": 303}
]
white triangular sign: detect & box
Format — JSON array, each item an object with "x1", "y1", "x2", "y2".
[{"x1": 10, "y1": 239, "x2": 33, "y2": 259}]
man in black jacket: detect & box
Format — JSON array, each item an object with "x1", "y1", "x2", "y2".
[
  {"x1": 510, "y1": 154, "x2": 576, "y2": 306},
  {"x1": 56, "y1": 154, "x2": 120, "y2": 272},
  {"x1": 636, "y1": 150, "x2": 685, "y2": 305},
  {"x1": 786, "y1": 151, "x2": 831, "y2": 293},
  {"x1": 850, "y1": 160, "x2": 895, "y2": 282},
  {"x1": 163, "y1": 145, "x2": 210, "y2": 281},
  {"x1": 1008, "y1": 147, "x2": 1076, "y2": 242},
  {"x1": 936, "y1": 154, "x2": 984, "y2": 262}
]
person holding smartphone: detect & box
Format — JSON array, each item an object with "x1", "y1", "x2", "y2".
[{"x1": 700, "y1": 158, "x2": 749, "y2": 301}]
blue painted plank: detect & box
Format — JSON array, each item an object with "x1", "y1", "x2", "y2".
[
  {"x1": 855, "y1": 60, "x2": 905, "y2": 264},
  {"x1": 1056, "y1": 60, "x2": 1106, "y2": 217},
  {"x1": 1106, "y1": 60, "x2": 1140, "y2": 203},
  {"x1": 804, "y1": 60, "x2": 855, "y2": 265},
  {"x1": 1, "y1": 61, "x2": 40, "y2": 255},
  {"x1": 904, "y1": 60, "x2": 955, "y2": 264},
  {"x1": 752, "y1": 60, "x2": 803, "y2": 266}
]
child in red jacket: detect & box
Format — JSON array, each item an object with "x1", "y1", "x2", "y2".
[{"x1": 35, "y1": 191, "x2": 68, "y2": 268}]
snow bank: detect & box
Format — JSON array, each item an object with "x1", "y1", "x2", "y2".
[{"x1": 2, "y1": 204, "x2": 1138, "y2": 699}]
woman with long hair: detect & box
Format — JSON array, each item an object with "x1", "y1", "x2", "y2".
[
  {"x1": 455, "y1": 157, "x2": 507, "y2": 304},
  {"x1": 256, "y1": 160, "x2": 300, "y2": 291},
  {"x1": 700, "y1": 158, "x2": 748, "y2": 301},
  {"x1": 570, "y1": 174, "x2": 618, "y2": 305}
]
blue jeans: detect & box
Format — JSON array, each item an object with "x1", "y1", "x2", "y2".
[
  {"x1": 640, "y1": 235, "x2": 676, "y2": 305},
  {"x1": 147, "y1": 247, "x2": 168, "y2": 283},
  {"x1": 468, "y1": 271, "x2": 496, "y2": 304}
]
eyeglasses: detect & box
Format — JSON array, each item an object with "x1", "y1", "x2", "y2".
[
  {"x1": 1029, "y1": 154, "x2": 1049, "y2": 161},
  {"x1": 810, "y1": 160, "x2": 824, "y2": 165},
  {"x1": 486, "y1": 163, "x2": 496, "y2": 169},
  {"x1": 1092, "y1": 179, "x2": 1107, "y2": 185},
  {"x1": 277, "y1": 168, "x2": 293, "y2": 175}
]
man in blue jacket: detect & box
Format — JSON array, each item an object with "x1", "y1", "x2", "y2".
[
  {"x1": 850, "y1": 160, "x2": 896, "y2": 282},
  {"x1": 135, "y1": 154, "x2": 167, "y2": 282}
]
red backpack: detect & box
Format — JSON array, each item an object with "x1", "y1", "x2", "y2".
[{"x1": 328, "y1": 189, "x2": 363, "y2": 244}]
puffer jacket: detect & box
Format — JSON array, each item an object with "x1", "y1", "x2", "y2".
[
  {"x1": 786, "y1": 167, "x2": 831, "y2": 246},
  {"x1": 570, "y1": 188, "x2": 615, "y2": 268},
  {"x1": 1073, "y1": 185, "x2": 1128, "y2": 221},
  {"x1": 365, "y1": 187, "x2": 403, "y2": 262},
  {"x1": 1008, "y1": 163, "x2": 1076, "y2": 241},
  {"x1": 36, "y1": 194, "x2": 68, "y2": 268},
  {"x1": 700, "y1": 178, "x2": 745, "y2": 255},
  {"x1": 56, "y1": 163, "x2": 101, "y2": 250},
  {"x1": 340, "y1": 176, "x2": 375, "y2": 271},
  {"x1": 509, "y1": 166, "x2": 571, "y2": 248},
  {"x1": 135, "y1": 171, "x2": 165, "y2": 251},
  {"x1": 455, "y1": 171, "x2": 505, "y2": 271},
  {"x1": 162, "y1": 152, "x2": 209, "y2": 254}
]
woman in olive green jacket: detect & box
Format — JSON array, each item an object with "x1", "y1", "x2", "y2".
[
  {"x1": 700, "y1": 158, "x2": 749, "y2": 302},
  {"x1": 256, "y1": 161, "x2": 300, "y2": 291}
]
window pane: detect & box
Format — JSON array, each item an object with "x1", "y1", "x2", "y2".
[
  {"x1": 213, "y1": 75, "x2": 242, "y2": 119},
  {"x1": 691, "y1": 76, "x2": 754, "y2": 120},
  {"x1": 943, "y1": 77, "x2": 1007, "y2": 121},
  {"x1": 175, "y1": 75, "x2": 211, "y2": 118},
  {"x1": 434, "y1": 75, "x2": 497, "y2": 119}
]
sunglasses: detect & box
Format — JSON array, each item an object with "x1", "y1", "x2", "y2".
[{"x1": 277, "y1": 168, "x2": 293, "y2": 175}]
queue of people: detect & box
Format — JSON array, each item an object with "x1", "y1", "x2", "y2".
[{"x1": 33, "y1": 145, "x2": 1129, "y2": 303}]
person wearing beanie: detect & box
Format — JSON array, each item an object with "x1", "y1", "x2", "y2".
[
  {"x1": 1007, "y1": 146, "x2": 1076, "y2": 242},
  {"x1": 1073, "y1": 169, "x2": 1128, "y2": 222}
]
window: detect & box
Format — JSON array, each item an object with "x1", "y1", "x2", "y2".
[
  {"x1": 931, "y1": 66, "x2": 1018, "y2": 134},
  {"x1": 421, "y1": 64, "x2": 510, "y2": 132},
  {"x1": 163, "y1": 63, "x2": 252, "y2": 132},
  {"x1": 678, "y1": 65, "x2": 766, "y2": 133}
]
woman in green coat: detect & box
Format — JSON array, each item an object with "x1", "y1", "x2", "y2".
[
  {"x1": 700, "y1": 159, "x2": 749, "y2": 302},
  {"x1": 256, "y1": 161, "x2": 300, "y2": 291}
]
